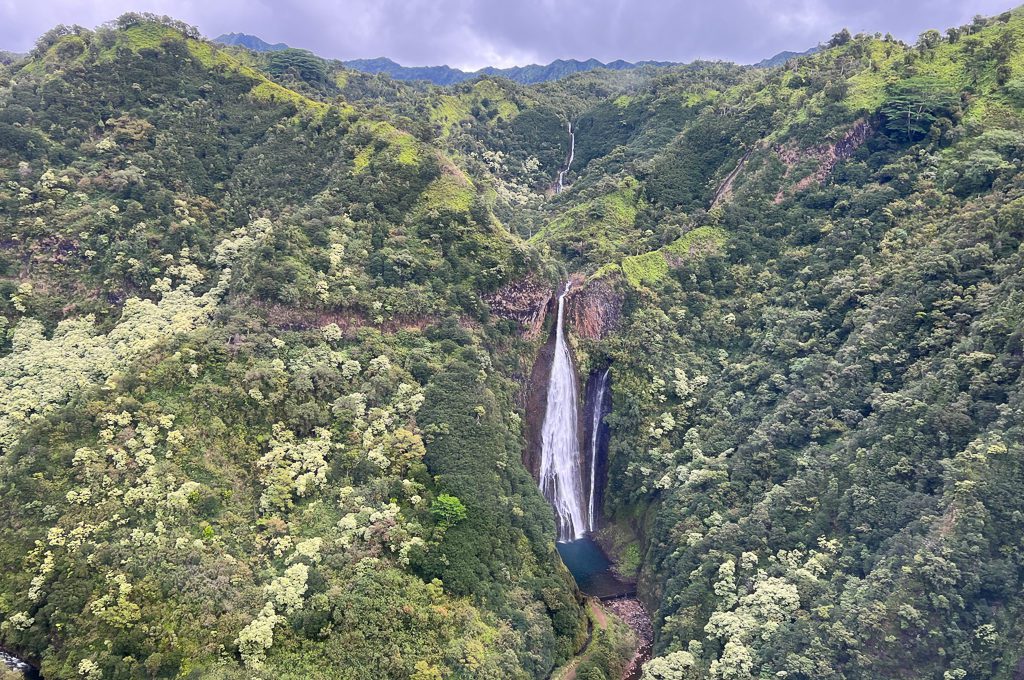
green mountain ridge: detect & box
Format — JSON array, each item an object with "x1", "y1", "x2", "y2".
[
  {"x1": 753, "y1": 45, "x2": 822, "y2": 68},
  {"x1": 3, "y1": 5, "x2": 1024, "y2": 680},
  {"x1": 339, "y1": 56, "x2": 681, "y2": 85},
  {"x1": 213, "y1": 32, "x2": 289, "y2": 52}
]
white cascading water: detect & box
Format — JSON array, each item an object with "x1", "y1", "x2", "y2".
[
  {"x1": 539, "y1": 283, "x2": 588, "y2": 542},
  {"x1": 556, "y1": 121, "x2": 575, "y2": 194},
  {"x1": 587, "y1": 367, "x2": 611, "y2": 532}
]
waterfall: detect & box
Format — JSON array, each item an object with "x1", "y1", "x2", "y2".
[
  {"x1": 587, "y1": 367, "x2": 611, "y2": 532},
  {"x1": 539, "y1": 283, "x2": 587, "y2": 542},
  {"x1": 556, "y1": 121, "x2": 575, "y2": 194}
]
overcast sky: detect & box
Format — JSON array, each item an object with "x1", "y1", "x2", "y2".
[{"x1": 1, "y1": 0, "x2": 1019, "y2": 70}]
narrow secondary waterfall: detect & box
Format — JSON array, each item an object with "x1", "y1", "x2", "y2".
[
  {"x1": 556, "y1": 121, "x2": 575, "y2": 194},
  {"x1": 587, "y1": 367, "x2": 611, "y2": 532},
  {"x1": 539, "y1": 283, "x2": 588, "y2": 541}
]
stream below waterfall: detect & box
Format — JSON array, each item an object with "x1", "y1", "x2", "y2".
[{"x1": 556, "y1": 538, "x2": 653, "y2": 679}]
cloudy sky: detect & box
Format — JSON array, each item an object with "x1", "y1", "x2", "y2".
[{"x1": 1, "y1": 0, "x2": 1018, "y2": 70}]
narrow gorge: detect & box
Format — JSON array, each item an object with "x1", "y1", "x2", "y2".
[{"x1": 533, "y1": 281, "x2": 652, "y2": 678}]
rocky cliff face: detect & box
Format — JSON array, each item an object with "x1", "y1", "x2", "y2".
[
  {"x1": 774, "y1": 118, "x2": 872, "y2": 202},
  {"x1": 565, "y1": 275, "x2": 623, "y2": 341},
  {"x1": 484, "y1": 272, "x2": 623, "y2": 343},
  {"x1": 483, "y1": 276, "x2": 553, "y2": 339}
]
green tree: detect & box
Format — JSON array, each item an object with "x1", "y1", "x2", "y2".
[
  {"x1": 880, "y1": 77, "x2": 959, "y2": 141},
  {"x1": 829, "y1": 28, "x2": 852, "y2": 47},
  {"x1": 430, "y1": 493, "x2": 468, "y2": 529}
]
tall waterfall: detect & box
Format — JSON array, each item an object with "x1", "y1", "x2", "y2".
[
  {"x1": 556, "y1": 122, "x2": 575, "y2": 194},
  {"x1": 587, "y1": 367, "x2": 611, "y2": 532},
  {"x1": 539, "y1": 283, "x2": 588, "y2": 542}
]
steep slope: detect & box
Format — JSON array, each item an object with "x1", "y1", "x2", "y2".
[
  {"x1": 6, "y1": 6, "x2": 1024, "y2": 680},
  {"x1": 401, "y1": 5, "x2": 1024, "y2": 678},
  {"x1": 0, "y1": 14, "x2": 584, "y2": 680},
  {"x1": 520, "y1": 7, "x2": 1024, "y2": 680}
]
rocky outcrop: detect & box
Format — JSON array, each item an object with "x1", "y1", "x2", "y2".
[
  {"x1": 774, "y1": 118, "x2": 872, "y2": 203},
  {"x1": 565, "y1": 275, "x2": 623, "y2": 341},
  {"x1": 606, "y1": 599, "x2": 653, "y2": 680},
  {"x1": 486, "y1": 271, "x2": 622, "y2": 343},
  {"x1": 483, "y1": 276, "x2": 552, "y2": 339}
]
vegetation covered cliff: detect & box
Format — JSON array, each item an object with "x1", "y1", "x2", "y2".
[
  {"x1": 3, "y1": 5, "x2": 1024, "y2": 679},
  {"x1": 0, "y1": 13, "x2": 581, "y2": 680}
]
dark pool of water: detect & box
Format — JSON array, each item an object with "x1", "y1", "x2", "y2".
[{"x1": 557, "y1": 537, "x2": 635, "y2": 599}]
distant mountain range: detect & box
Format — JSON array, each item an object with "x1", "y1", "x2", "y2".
[
  {"x1": 212, "y1": 33, "x2": 819, "y2": 84},
  {"x1": 341, "y1": 56, "x2": 679, "y2": 85},
  {"x1": 339, "y1": 57, "x2": 477, "y2": 85}
]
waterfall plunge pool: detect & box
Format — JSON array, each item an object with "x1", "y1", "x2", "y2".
[{"x1": 557, "y1": 537, "x2": 635, "y2": 599}]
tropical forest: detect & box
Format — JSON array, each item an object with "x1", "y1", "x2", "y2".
[{"x1": 2, "y1": 4, "x2": 1024, "y2": 679}]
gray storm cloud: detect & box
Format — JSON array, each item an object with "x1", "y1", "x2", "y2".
[{"x1": 1, "y1": 0, "x2": 1017, "y2": 69}]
